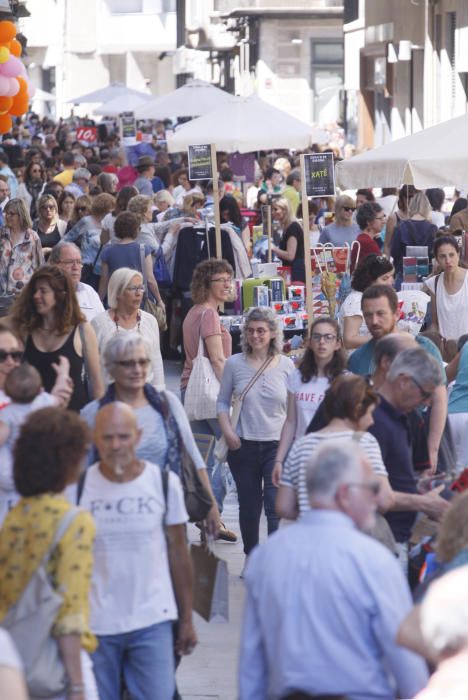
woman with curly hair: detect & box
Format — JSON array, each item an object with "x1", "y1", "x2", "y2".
[
  {"x1": 272, "y1": 316, "x2": 346, "y2": 485},
  {"x1": 217, "y1": 307, "x2": 295, "y2": 555},
  {"x1": 0, "y1": 406, "x2": 99, "y2": 699},
  {"x1": 9, "y1": 265, "x2": 103, "y2": 410}
]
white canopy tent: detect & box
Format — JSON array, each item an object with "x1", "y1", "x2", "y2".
[
  {"x1": 134, "y1": 79, "x2": 236, "y2": 120},
  {"x1": 336, "y1": 114, "x2": 468, "y2": 189},
  {"x1": 67, "y1": 82, "x2": 149, "y2": 105},
  {"x1": 166, "y1": 95, "x2": 328, "y2": 153},
  {"x1": 93, "y1": 93, "x2": 153, "y2": 116}
]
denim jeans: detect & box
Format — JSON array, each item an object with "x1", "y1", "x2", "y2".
[
  {"x1": 91, "y1": 621, "x2": 175, "y2": 700},
  {"x1": 227, "y1": 438, "x2": 279, "y2": 554}
]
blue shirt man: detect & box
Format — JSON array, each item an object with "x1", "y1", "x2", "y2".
[{"x1": 240, "y1": 441, "x2": 428, "y2": 700}]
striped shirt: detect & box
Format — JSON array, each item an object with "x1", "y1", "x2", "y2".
[{"x1": 280, "y1": 430, "x2": 388, "y2": 514}]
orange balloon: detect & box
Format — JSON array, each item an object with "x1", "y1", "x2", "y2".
[
  {"x1": 16, "y1": 76, "x2": 28, "y2": 97},
  {"x1": 0, "y1": 22, "x2": 16, "y2": 43},
  {"x1": 0, "y1": 96, "x2": 12, "y2": 111},
  {"x1": 9, "y1": 39, "x2": 21, "y2": 57},
  {"x1": 9, "y1": 96, "x2": 28, "y2": 116},
  {"x1": 0, "y1": 113, "x2": 12, "y2": 133}
]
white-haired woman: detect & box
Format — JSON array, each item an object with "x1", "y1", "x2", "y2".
[
  {"x1": 153, "y1": 190, "x2": 175, "y2": 222},
  {"x1": 91, "y1": 267, "x2": 164, "y2": 389},
  {"x1": 319, "y1": 194, "x2": 360, "y2": 246},
  {"x1": 217, "y1": 307, "x2": 294, "y2": 557},
  {"x1": 80, "y1": 331, "x2": 220, "y2": 535}
]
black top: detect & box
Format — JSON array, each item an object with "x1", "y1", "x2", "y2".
[
  {"x1": 36, "y1": 223, "x2": 61, "y2": 250},
  {"x1": 24, "y1": 326, "x2": 87, "y2": 411},
  {"x1": 279, "y1": 221, "x2": 304, "y2": 261}
]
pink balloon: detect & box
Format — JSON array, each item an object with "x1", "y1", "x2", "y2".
[
  {"x1": 28, "y1": 83, "x2": 35, "y2": 98},
  {"x1": 0, "y1": 55, "x2": 23, "y2": 77},
  {"x1": 16, "y1": 61, "x2": 26, "y2": 78},
  {"x1": 0, "y1": 74, "x2": 10, "y2": 94},
  {"x1": 5, "y1": 77, "x2": 19, "y2": 96}
]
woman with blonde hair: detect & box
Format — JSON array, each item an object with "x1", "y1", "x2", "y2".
[
  {"x1": 391, "y1": 191, "x2": 437, "y2": 289},
  {"x1": 33, "y1": 193, "x2": 67, "y2": 259},
  {"x1": 182, "y1": 192, "x2": 205, "y2": 219},
  {"x1": 91, "y1": 267, "x2": 164, "y2": 389},
  {"x1": 270, "y1": 197, "x2": 306, "y2": 281},
  {"x1": 319, "y1": 194, "x2": 360, "y2": 246}
]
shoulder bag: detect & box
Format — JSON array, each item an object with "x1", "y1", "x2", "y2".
[
  {"x1": 214, "y1": 356, "x2": 272, "y2": 462},
  {"x1": 184, "y1": 310, "x2": 221, "y2": 422},
  {"x1": 2, "y1": 507, "x2": 81, "y2": 697},
  {"x1": 140, "y1": 243, "x2": 167, "y2": 331}
]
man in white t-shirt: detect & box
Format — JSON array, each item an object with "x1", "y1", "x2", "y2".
[
  {"x1": 80, "y1": 402, "x2": 196, "y2": 700},
  {"x1": 49, "y1": 242, "x2": 104, "y2": 321}
]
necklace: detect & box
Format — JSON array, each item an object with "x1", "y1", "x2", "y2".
[{"x1": 114, "y1": 310, "x2": 141, "y2": 333}]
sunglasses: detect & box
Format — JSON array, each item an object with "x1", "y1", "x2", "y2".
[
  {"x1": 0, "y1": 350, "x2": 23, "y2": 363},
  {"x1": 343, "y1": 207, "x2": 356, "y2": 213}
]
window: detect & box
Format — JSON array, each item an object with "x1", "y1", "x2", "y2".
[
  {"x1": 344, "y1": 0, "x2": 359, "y2": 24},
  {"x1": 311, "y1": 40, "x2": 344, "y2": 123}
]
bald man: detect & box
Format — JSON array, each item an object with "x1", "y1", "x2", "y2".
[{"x1": 78, "y1": 402, "x2": 196, "y2": 700}]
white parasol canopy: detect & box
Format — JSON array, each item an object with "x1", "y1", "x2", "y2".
[
  {"x1": 336, "y1": 114, "x2": 468, "y2": 189},
  {"x1": 166, "y1": 94, "x2": 328, "y2": 153},
  {"x1": 134, "y1": 79, "x2": 237, "y2": 120},
  {"x1": 32, "y1": 88, "x2": 56, "y2": 102},
  {"x1": 93, "y1": 93, "x2": 153, "y2": 116},
  {"x1": 67, "y1": 81, "x2": 149, "y2": 104}
]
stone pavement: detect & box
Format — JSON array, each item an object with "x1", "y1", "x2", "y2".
[{"x1": 164, "y1": 361, "x2": 264, "y2": 700}]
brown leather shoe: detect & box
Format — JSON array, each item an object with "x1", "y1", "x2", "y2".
[{"x1": 216, "y1": 522, "x2": 237, "y2": 543}]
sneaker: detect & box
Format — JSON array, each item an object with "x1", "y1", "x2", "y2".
[{"x1": 216, "y1": 523, "x2": 238, "y2": 543}]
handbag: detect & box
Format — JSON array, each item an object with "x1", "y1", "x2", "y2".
[
  {"x1": 214, "y1": 356, "x2": 273, "y2": 462},
  {"x1": 154, "y1": 246, "x2": 172, "y2": 287},
  {"x1": 2, "y1": 507, "x2": 81, "y2": 698},
  {"x1": 190, "y1": 543, "x2": 229, "y2": 622},
  {"x1": 184, "y1": 311, "x2": 220, "y2": 422},
  {"x1": 140, "y1": 243, "x2": 167, "y2": 331}
]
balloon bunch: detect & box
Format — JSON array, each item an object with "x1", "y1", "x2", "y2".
[{"x1": 0, "y1": 21, "x2": 32, "y2": 134}]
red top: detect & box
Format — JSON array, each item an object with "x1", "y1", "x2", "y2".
[{"x1": 351, "y1": 233, "x2": 381, "y2": 271}]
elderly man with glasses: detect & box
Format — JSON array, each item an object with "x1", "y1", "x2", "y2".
[{"x1": 49, "y1": 241, "x2": 104, "y2": 321}]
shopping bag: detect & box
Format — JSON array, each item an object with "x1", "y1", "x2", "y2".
[{"x1": 190, "y1": 543, "x2": 229, "y2": 623}]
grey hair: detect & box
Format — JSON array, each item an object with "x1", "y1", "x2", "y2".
[
  {"x1": 154, "y1": 189, "x2": 175, "y2": 207},
  {"x1": 107, "y1": 267, "x2": 143, "y2": 309},
  {"x1": 373, "y1": 332, "x2": 416, "y2": 368},
  {"x1": 103, "y1": 331, "x2": 151, "y2": 374},
  {"x1": 49, "y1": 240, "x2": 81, "y2": 264},
  {"x1": 240, "y1": 306, "x2": 283, "y2": 357},
  {"x1": 305, "y1": 440, "x2": 364, "y2": 504},
  {"x1": 73, "y1": 167, "x2": 91, "y2": 182},
  {"x1": 387, "y1": 347, "x2": 443, "y2": 387},
  {"x1": 420, "y1": 566, "x2": 468, "y2": 659}
]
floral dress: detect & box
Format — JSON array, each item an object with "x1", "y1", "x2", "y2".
[
  {"x1": 0, "y1": 227, "x2": 44, "y2": 294},
  {"x1": 0, "y1": 493, "x2": 97, "y2": 652}
]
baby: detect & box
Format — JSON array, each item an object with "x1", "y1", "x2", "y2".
[{"x1": 0, "y1": 358, "x2": 70, "y2": 524}]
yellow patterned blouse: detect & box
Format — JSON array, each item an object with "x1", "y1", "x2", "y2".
[{"x1": 0, "y1": 494, "x2": 97, "y2": 653}]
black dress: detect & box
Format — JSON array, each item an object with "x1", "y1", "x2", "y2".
[
  {"x1": 36, "y1": 224, "x2": 61, "y2": 251},
  {"x1": 24, "y1": 326, "x2": 87, "y2": 411},
  {"x1": 280, "y1": 221, "x2": 305, "y2": 282}
]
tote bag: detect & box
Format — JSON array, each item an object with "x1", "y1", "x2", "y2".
[{"x1": 184, "y1": 332, "x2": 220, "y2": 421}]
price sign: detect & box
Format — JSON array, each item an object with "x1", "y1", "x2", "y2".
[
  {"x1": 303, "y1": 152, "x2": 335, "y2": 197},
  {"x1": 76, "y1": 127, "x2": 97, "y2": 145},
  {"x1": 188, "y1": 144, "x2": 213, "y2": 180}
]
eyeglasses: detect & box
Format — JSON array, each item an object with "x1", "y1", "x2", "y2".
[
  {"x1": 0, "y1": 350, "x2": 23, "y2": 363},
  {"x1": 126, "y1": 285, "x2": 145, "y2": 293},
  {"x1": 41, "y1": 204, "x2": 56, "y2": 210},
  {"x1": 115, "y1": 358, "x2": 150, "y2": 369},
  {"x1": 347, "y1": 481, "x2": 381, "y2": 496},
  {"x1": 408, "y1": 376, "x2": 432, "y2": 402},
  {"x1": 245, "y1": 327, "x2": 268, "y2": 336},
  {"x1": 311, "y1": 332, "x2": 337, "y2": 343},
  {"x1": 60, "y1": 259, "x2": 83, "y2": 267},
  {"x1": 210, "y1": 277, "x2": 232, "y2": 285},
  {"x1": 343, "y1": 207, "x2": 356, "y2": 213},
  {"x1": 375, "y1": 215, "x2": 387, "y2": 221}
]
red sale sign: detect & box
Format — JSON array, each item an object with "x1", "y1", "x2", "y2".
[{"x1": 76, "y1": 127, "x2": 97, "y2": 144}]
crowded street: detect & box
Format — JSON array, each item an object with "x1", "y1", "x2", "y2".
[{"x1": 2, "y1": 1, "x2": 468, "y2": 699}]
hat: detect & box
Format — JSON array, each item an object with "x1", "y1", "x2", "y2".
[{"x1": 137, "y1": 155, "x2": 155, "y2": 170}]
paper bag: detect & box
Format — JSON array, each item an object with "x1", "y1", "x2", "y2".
[{"x1": 190, "y1": 543, "x2": 229, "y2": 623}]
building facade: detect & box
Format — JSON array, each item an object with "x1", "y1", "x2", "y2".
[{"x1": 344, "y1": 0, "x2": 468, "y2": 148}]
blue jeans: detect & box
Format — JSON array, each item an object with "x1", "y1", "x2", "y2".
[
  {"x1": 227, "y1": 439, "x2": 279, "y2": 554},
  {"x1": 92, "y1": 621, "x2": 175, "y2": 700}
]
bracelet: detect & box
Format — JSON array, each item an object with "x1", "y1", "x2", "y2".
[{"x1": 69, "y1": 684, "x2": 85, "y2": 694}]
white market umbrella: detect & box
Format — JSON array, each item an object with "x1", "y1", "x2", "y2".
[
  {"x1": 336, "y1": 114, "x2": 468, "y2": 189},
  {"x1": 134, "y1": 79, "x2": 237, "y2": 120},
  {"x1": 166, "y1": 94, "x2": 328, "y2": 153},
  {"x1": 93, "y1": 93, "x2": 153, "y2": 116},
  {"x1": 32, "y1": 88, "x2": 55, "y2": 102},
  {"x1": 67, "y1": 81, "x2": 149, "y2": 104}
]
